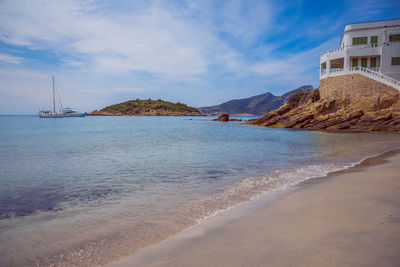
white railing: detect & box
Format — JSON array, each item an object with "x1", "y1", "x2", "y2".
[
  {"x1": 321, "y1": 41, "x2": 400, "y2": 57},
  {"x1": 354, "y1": 67, "x2": 400, "y2": 90},
  {"x1": 321, "y1": 67, "x2": 380, "y2": 76},
  {"x1": 321, "y1": 47, "x2": 345, "y2": 57},
  {"x1": 321, "y1": 43, "x2": 379, "y2": 57},
  {"x1": 321, "y1": 67, "x2": 400, "y2": 91}
]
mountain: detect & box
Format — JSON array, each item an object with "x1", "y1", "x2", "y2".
[
  {"x1": 198, "y1": 85, "x2": 313, "y2": 116},
  {"x1": 88, "y1": 99, "x2": 203, "y2": 116}
]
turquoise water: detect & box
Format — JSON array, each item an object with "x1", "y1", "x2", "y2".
[{"x1": 0, "y1": 115, "x2": 399, "y2": 266}]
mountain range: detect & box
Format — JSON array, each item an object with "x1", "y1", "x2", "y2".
[{"x1": 199, "y1": 85, "x2": 313, "y2": 116}]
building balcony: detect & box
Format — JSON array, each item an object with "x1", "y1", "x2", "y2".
[
  {"x1": 321, "y1": 43, "x2": 379, "y2": 57},
  {"x1": 320, "y1": 44, "x2": 382, "y2": 62},
  {"x1": 321, "y1": 41, "x2": 399, "y2": 60}
]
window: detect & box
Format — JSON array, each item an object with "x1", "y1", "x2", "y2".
[
  {"x1": 370, "y1": 58, "x2": 377, "y2": 68},
  {"x1": 392, "y1": 57, "x2": 400, "y2": 65},
  {"x1": 352, "y1": 37, "x2": 368, "y2": 45},
  {"x1": 352, "y1": 58, "x2": 358, "y2": 67},
  {"x1": 389, "y1": 34, "x2": 400, "y2": 42},
  {"x1": 361, "y1": 58, "x2": 367, "y2": 68},
  {"x1": 370, "y1": 36, "x2": 378, "y2": 44}
]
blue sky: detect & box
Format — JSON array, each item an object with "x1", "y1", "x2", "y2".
[{"x1": 0, "y1": 0, "x2": 399, "y2": 114}]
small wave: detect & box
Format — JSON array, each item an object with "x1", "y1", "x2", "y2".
[{"x1": 177, "y1": 147, "x2": 400, "y2": 226}]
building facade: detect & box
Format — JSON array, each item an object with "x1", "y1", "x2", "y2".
[{"x1": 320, "y1": 19, "x2": 400, "y2": 89}]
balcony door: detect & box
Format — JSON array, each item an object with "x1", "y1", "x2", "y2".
[
  {"x1": 361, "y1": 58, "x2": 367, "y2": 68},
  {"x1": 370, "y1": 57, "x2": 377, "y2": 68},
  {"x1": 352, "y1": 58, "x2": 358, "y2": 67}
]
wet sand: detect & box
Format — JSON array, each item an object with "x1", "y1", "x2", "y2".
[{"x1": 108, "y1": 150, "x2": 400, "y2": 267}]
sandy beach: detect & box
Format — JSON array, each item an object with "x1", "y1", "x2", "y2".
[{"x1": 108, "y1": 150, "x2": 400, "y2": 267}]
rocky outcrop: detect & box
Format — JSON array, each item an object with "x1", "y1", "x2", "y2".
[
  {"x1": 212, "y1": 113, "x2": 242, "y2": 122},
  {"x1": 87, "y1": 110, "x2": 121, "y2": 116},
  {"x1": 247, "y1": 74, "x2": 400, "y2": 133},
  {"x1": 88, "y1": 109, "x2": 202, "y2": 116}
]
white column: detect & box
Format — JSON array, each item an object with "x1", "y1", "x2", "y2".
[
  {"x1": 320, "y1": 64, "x2": 322, "y2": 78},
  {"x1": 326, "y1": 60, "x2": 331, "y2": 75},
  {"x1": 382, "y1": 30, "x2": 387, "y2": 44},
  {"x1": 344, "y1": 51, "x2": 349, "y2": 71}
]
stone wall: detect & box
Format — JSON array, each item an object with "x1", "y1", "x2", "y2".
[{"x1": 319, "y1": 74, "x2": 399, "y2": 112}]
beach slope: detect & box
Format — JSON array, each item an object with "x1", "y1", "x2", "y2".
[{"x1": 109, "y1": 151, "x2": 400, "y2": 267}]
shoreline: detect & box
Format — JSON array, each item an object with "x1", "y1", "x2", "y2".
[{"x1": 108, "y1": 148, "x2": 400, "y2": 267}]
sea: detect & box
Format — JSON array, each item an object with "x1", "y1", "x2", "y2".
[{"x1": 0, "y1": 115, "x2": 399, "y2": 266}]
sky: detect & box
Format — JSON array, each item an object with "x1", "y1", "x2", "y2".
[{"x1": 0, "y1": 0, "x2": 399, "y2": 114}]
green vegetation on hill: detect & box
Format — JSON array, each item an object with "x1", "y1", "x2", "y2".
[{"x1": 100, "y1": 99, "x2": 201, "y2": 115}]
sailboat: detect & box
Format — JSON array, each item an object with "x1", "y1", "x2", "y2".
[
  {"x1": 39, "y1": 76, "x2": 86, "y2": 118},
  {"x1": 39, "y1": 76, "x2": 64, "y2": 118}
]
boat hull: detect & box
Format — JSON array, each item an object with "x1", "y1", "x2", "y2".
[
  {"x1": 63, "y1": 112, "x2": 87, "y2": 117},
  {"x1": 39, "y1": 113, "x2": 64, "y2": 118}
]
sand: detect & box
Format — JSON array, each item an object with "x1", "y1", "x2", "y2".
[{"x1": 108, "y1": 151, "x2": 400, "y2": 267}]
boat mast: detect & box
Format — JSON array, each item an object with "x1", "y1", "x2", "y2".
[{"x1": 52, "y1": 76, "x2": 55, "y2": 114}]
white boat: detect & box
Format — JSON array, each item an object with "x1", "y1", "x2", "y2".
[
  {"x1": 39, "y1": 76, "x2": 86, "y2": 118},
  {"x1": 63, "y1": 107, "x2": 87, "y2": 117},
  {"x1": 39, "y1": 76, "x2": 64, "y2": 118},
  {"x1": 39, "y1": 109, "x2": 64, "y2": 118}
]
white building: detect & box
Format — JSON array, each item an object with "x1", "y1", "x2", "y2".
[{"x1": 320, "y1": 19, "x2": 400, "y2": 90}]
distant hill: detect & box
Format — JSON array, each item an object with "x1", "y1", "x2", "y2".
[
  {"x1": 199, "y1": 85, "x2": 313, "y2": 116},
  {"x1": 88, "y1": 99, "x2": 203, "y2": 116}
]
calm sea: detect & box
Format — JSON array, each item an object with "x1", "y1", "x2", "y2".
[{"x1": 0, "y1": 115, "x2": 399, "y2": 266}]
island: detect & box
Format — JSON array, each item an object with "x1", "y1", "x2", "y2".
[{"x1": 88, "y1": 99, "x2": 203, "y2": 116}]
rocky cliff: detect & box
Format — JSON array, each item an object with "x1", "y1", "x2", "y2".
[
  {"x1": 247, "y1": 74, "x2": 400, "y2": 133},
  {"x1": 88, "y1": 99, "x2": 203, "y2": 116},
  {"x1": 199, "y1": 85, "x2": 313, "y2": 116}
]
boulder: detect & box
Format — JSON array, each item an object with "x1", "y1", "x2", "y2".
[
  {"x1": 213, "y1": 113, "x2": 230, "y2": 121},
  {"x1": 212, "y1": 113, "x2": 242, "y2": 122}
]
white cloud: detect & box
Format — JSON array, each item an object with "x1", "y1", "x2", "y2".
[
  {"x1": 62, "y1": 59, "x2": 86, "y2": 68},
  {"x1": 0, "y1": 68, "x2": 47, "y2": 78},
  {"x1": 113, "y1": 87, "x2": 144, "y2": 93},
  {"x1": 250, "y1": 38, "x2": 339, "y2": 78},
  {"x1": 0, "y1": 0, "x2": 236, "y2": 78},
  {"x1": 0, "y1": 53, "x2": 24, "y2": 65},
  {"x1": 219, "y1": 1, "x2": 274, "y2": 44},
  {"x1": 0, "y1": 0, "x2": 287, "y2": 79}
]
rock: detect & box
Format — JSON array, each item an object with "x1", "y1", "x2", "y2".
[
  {"x1": 246, "y1": 74, "x2": 400, "y2": 133},
  {"x1": 213, "y1": 113, "x2": 230, "y2": 121},
  {"x1": 212, "y1": 113, "x2": 242, "y2": 122},
  {"x1": 87, "y1": 110, "x2": 121, "y2": 116},
  {"x1": 378, "y1": 95, "x2": 397, "y2": 109}
]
